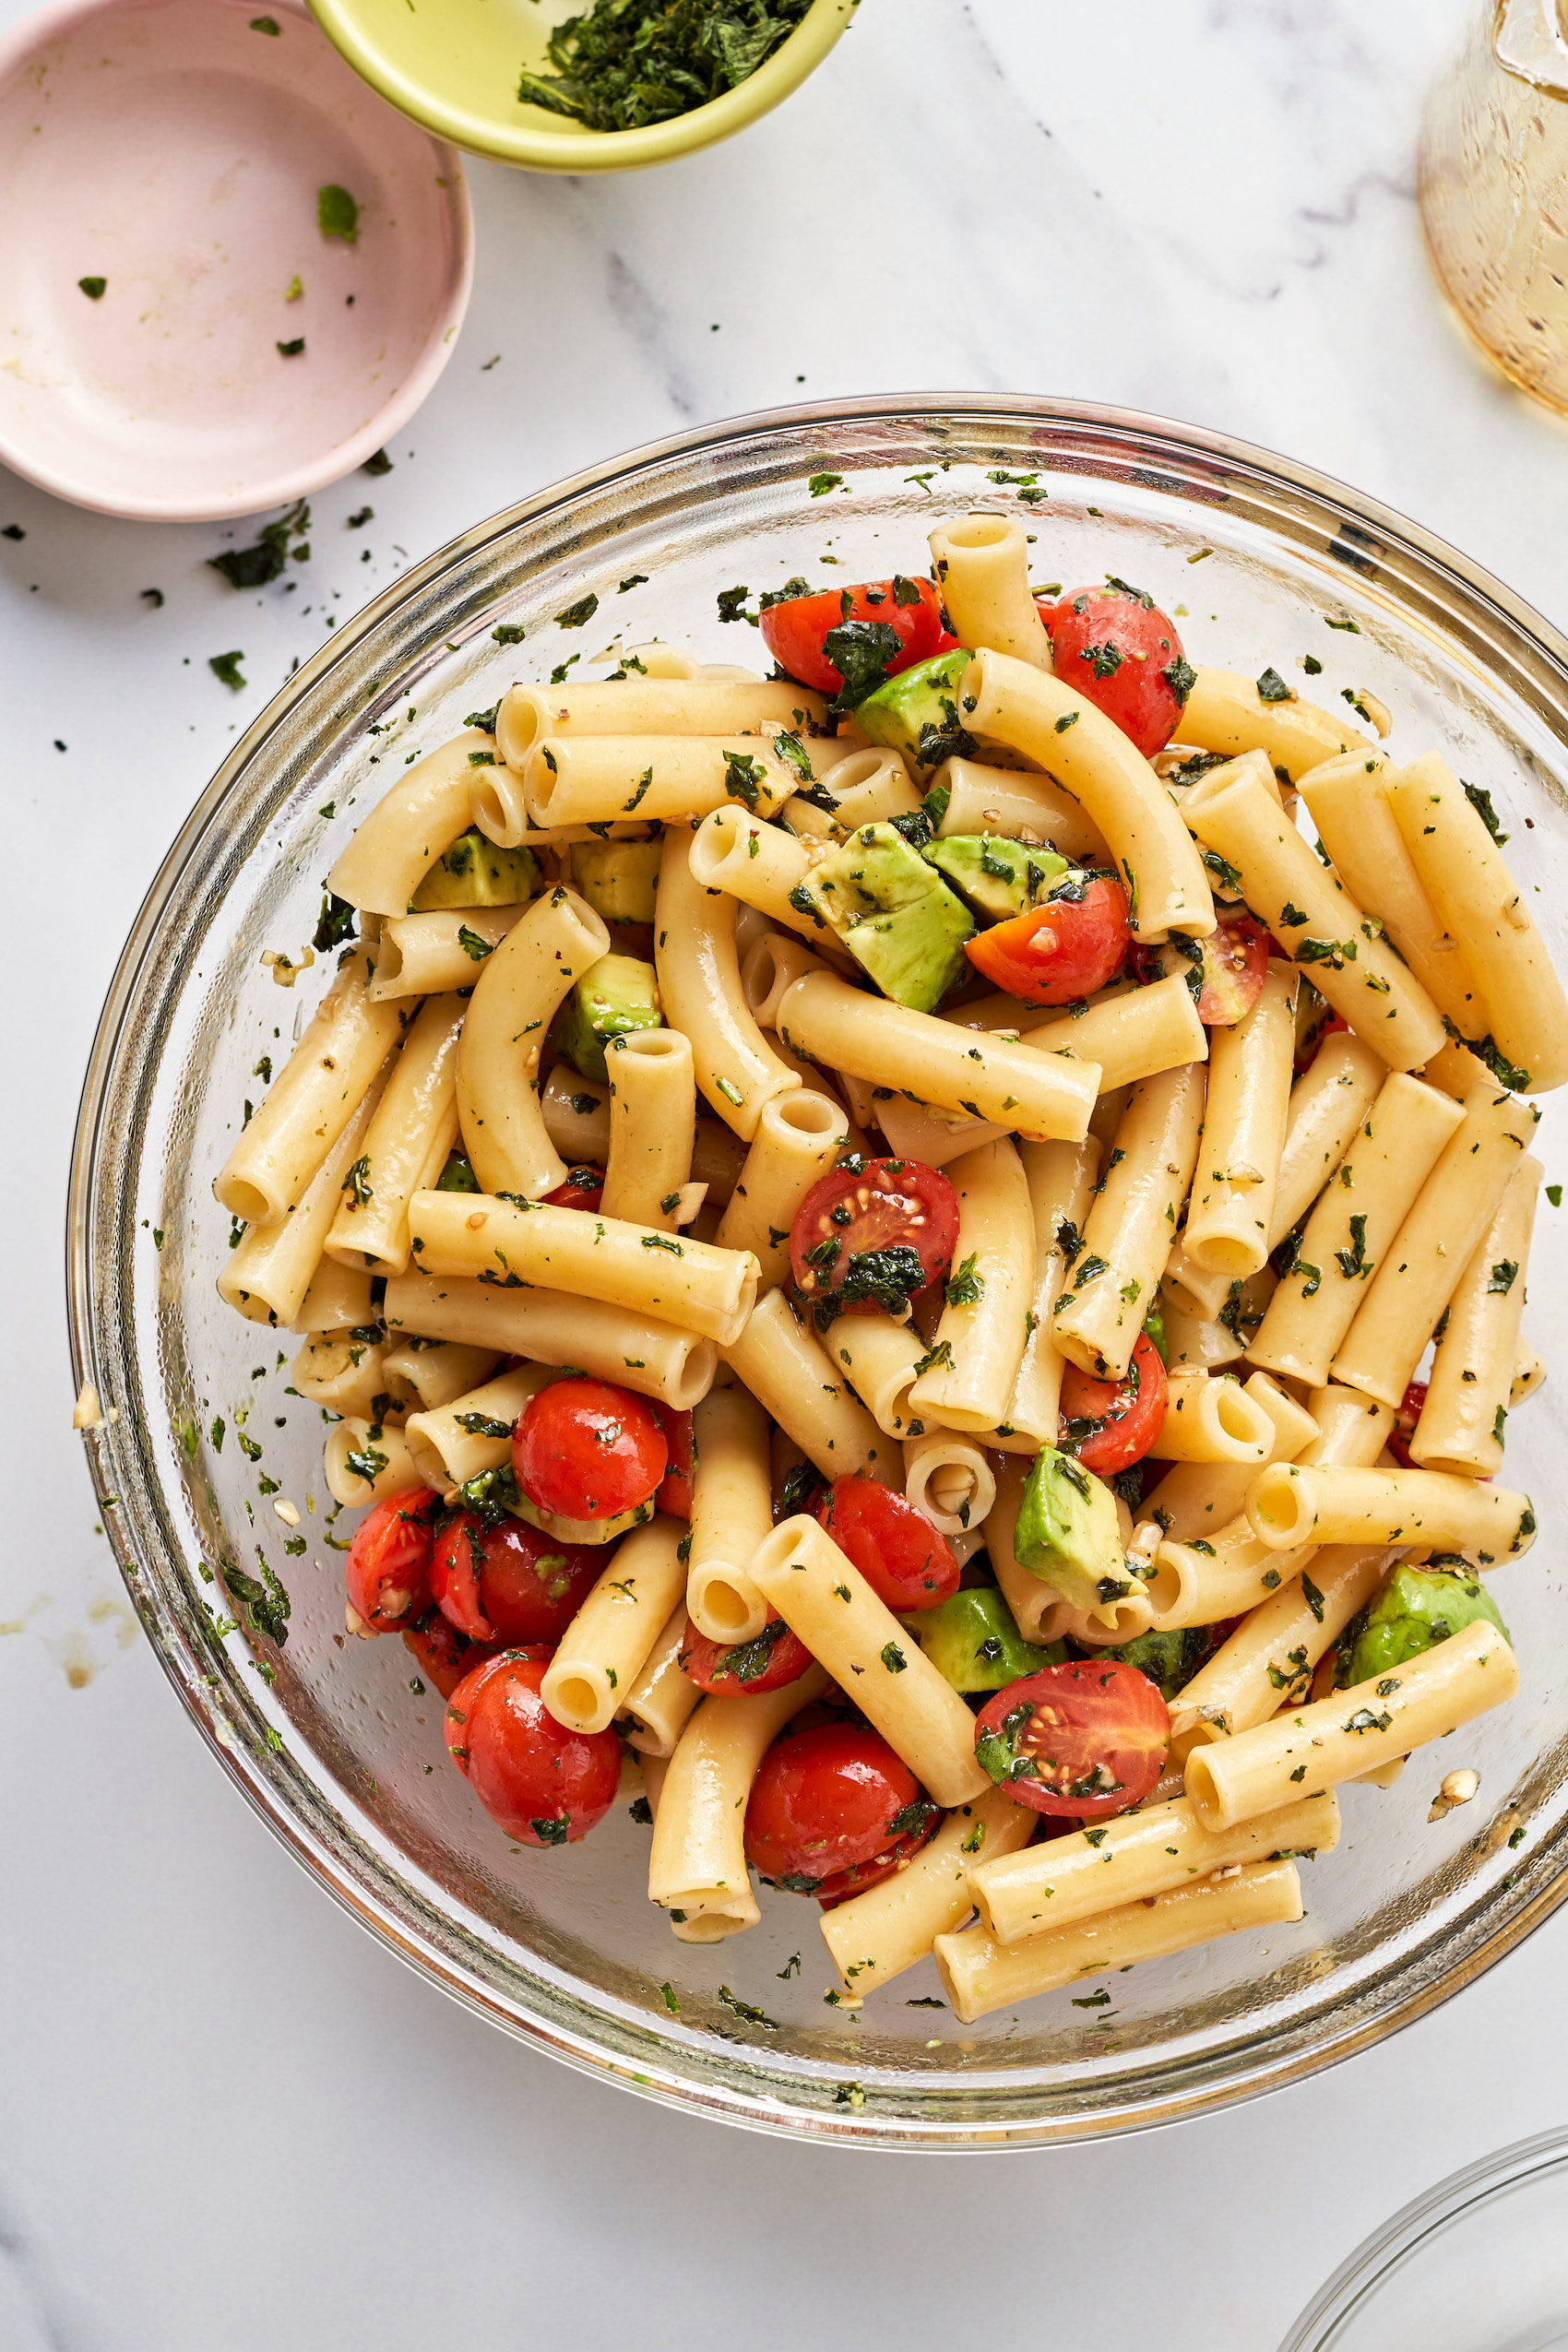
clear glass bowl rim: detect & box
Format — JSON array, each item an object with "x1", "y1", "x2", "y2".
[{"x1": 65, "y1": 390, "x2": 1568, "y2": 2150}]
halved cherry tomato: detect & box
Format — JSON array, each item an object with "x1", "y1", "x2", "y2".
[
  {"x1": 1388, "y1": 1380, "x2": 1429, "y2": 1470},
  {"x1": 403, "y1": 1609, "x2": 495, "y2": 1701},
  {"x1": 1194, "y1": 910, "x2": 1273, "y2": 1025},
  {"x1": 445, "y1": 1648, "x2": 621, "y2": 1847},
  {"x1": 974, "y1": 1660, "x2": 1170, "y2": 1818},
  {"x1": 345, "y1": 1487, "x2": 439, "y2": 1632},
  {"x1": 1060, "y1": 1332, "x2": 1169, "y2": 1477},
  {"x1": 790, "y1": 1152, "x2": 959, "y2": 1314},
  {"x1": 680, "y1": 1617, "x2": 816, "y2": 1696},
  {"x1": 513, "y1": 1377, "x2": 668, "y2": 1523},
  {"x1": 432, "y1": 1509, "x2": 602, "y2": 1645},
  {"x1": 964, "y1": 874, "x2": 1131, "y2": 1004},
  {"x1": 545, "y1": 1165, "x2": 605, "y2": 1212},
  {"x1": 816, "y1": 1475, "x2": 960, "y2": 1610},
  {"x1": 744, "y1": 1721, "x2": 925, "y2": 1890},
  {"x1": 759, "y1": 576, "x2": 949, "y2": 697},
  {"x1": 651, "y1": 1404, "x2": 695, "y2": 1518},
  {"x1": 814, "y1": 1808, "x2": 942, "y2": 1908},
  {"x1": 1041, "y1": 581, "x2": 1192, "y2": 755}
]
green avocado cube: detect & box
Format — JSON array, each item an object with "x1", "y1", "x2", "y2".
[
  {"x1": 914, "y1": 1588, "x2": 1064, "y2": 1693},
  {"x1": 1336, "y1": 1565, "x2": 1509, "y2": 1689},
  {"x1": 568, "y1": 833, "x2": 664, "y2": 926},
  {"x1": 1092, "y1": 1625, "x2": 1206, "y2": 1703},
  {"x1": 411, "y1": 827, "x2": 541, "y2": 910},
  {"x1": 924, "y1": 835, "x2": 1067, "y2": 921},
  {"x1": 809, "y1": 820, "x2": 973, "y2": 1012},
  {"x1": 552, "y1": 952, "x2": 661, "y2": 1084},
  {"x1": 854, "y1": 647, "x2": 975, "y2": 772},
  {"x1": 1013, "y1": 1444, "x2": 1127, "y2": 1616}
]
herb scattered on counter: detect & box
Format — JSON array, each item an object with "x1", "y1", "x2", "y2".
[
  {"x1": 362, "y1": 447, "x2": 393, "y2": 476},
  {"x1": 347, "y1": 505, "x2": 373, "y2": 528},
  {"x1": 2, "y1": 524, "x2": 24, "y2": 540},
  {"x1": 317, "y1": 183, "x2": 360, "y2": 244},
  {"x1": 139, "y1": 586, "x2": 163, "y2": 607},
  {"x1": 209, "y1": 650, "x2": 247, "y2": 691},
  {"x1": 517, "y1": 0, "x2": 812, "y2": 131},
  {"x1": 251, "y1": 14, "x2": 280, "y2": 30},
  {"x1": 78, "y1": 276, "x2": 106, "y2": 300},
  {"x1": 277, "y1": 337, "x2": 305, "y2": 358},
  {"x1": 208, "y1": 499, "x2": 311, "y2": 588},
  {"x1": 284, "y1": 275, "x2": 303, "y2": 302}
]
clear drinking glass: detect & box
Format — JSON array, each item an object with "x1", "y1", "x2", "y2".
[
  {"x1": 67, "y1": 396, "x2": 1568, "y2": 2148},
  {"x1": 1420, "y1": 0, "x2": 1568, "y2": 412}
]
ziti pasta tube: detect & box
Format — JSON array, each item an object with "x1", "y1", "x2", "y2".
[
  {"x1": 601, "y1": 1027, "x2": 696, "y2": 1235},
  {"x1": 685, "y1": 1375, "x2": 774, "y2": 1644},
  {"x1": 907, "y1": 1138, "x2": 1034, "y2": 1431},
  {"x1": 820, "y1": 1789, "x2": 1035, "y2": 1997},
  {"x1": 456, "y1": 884, "x2": 610, "y2": 1199},
  {"x1": 327, "y1": 731, "x2": 490, "y2": 917},
  {"x1": 930, "y1": 512, "x2": 1052, "y2": 668},
  {"x1": 383, "y1": 1270, "x2": 717, "y2": 1410},
  {"x1": 1175, "y1": 670, "x2": 1372, "y2": 781},
  {"x1": 721, "y1": 1288, "x2": 895, "y2": 1485},
  {"x1": 1410, "y1": 1155, "x2": 1542, "y2": 1478},
  {"x1": 1052, "y1": 1061, "x2": 1206, "y2": 1380},
  {"x1": 647, "y1": 1664, "x2": 828, "y2": 1938},
  {"x1": 541, "y1": 1516, "x2": 688, "y2": 1735},
  {"x1": 656, "y1": 828, "x2": 802, "y2": 1141},
  {"x1": 495, "y1": 677, "x2": 826, "y2": 769},
  {"x1": 1245, "y1": 1460, "x2": 1537, "y2": 1563}
]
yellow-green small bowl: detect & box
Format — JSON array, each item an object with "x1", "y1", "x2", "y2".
[{"x1": 305, "y1": 0, "x2": 855, "y2": 172}]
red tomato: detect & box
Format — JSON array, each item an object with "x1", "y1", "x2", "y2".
[
  {"x1": 789, "y1": 1153, "x2": 959, "y2": 1314},
  {"x1": 815, "y1": 1476, "x2": 960, "y2": 1610},
  {"x1": 1388, "y1": 1380, "x2": 1428, "y2": 1470},
  {"x1": 651, "y1": 1404, "x2": 695, "y2": 1519},
  {"x1": 744, "y1": 1721, "x2": 925, "y2": 1890},
  {"x1": 545, "y1": 1165, "x2": 605, "y2": 1212},
  {"x1": 1195, "y1": 910, "x2": 1272, "y2": 1025},
  {"x1": 814, "y1": 1809, "x2": 942, "y2": 1908},
  {"x1": 975, "y1": 1660, "x2": 1170, "y2": 1818},
  {"x1": 963, "y1": 875, "x2": 1130, "y2": 1004},
  {"x1": 345, "y1": 1487, "x2": 439, "y2": 1632},
  {"x1": 431, "y1": 1510, "x2": 602, "y2": 1645},
  {"x1": 1295, "y1": 1007, "x2": 1348, "y2": 1075},
  {"x1": 1041, "y1": 580, "x2": 1192, "y2": 755},
  {"x1": 513, "y1": 1377, "x2": 668, "y2": 1522},
  {"x1": 759, "y1": 576, "x2": 948, "y2": 697},
  {"x1": 445, "y1": 1649, "x2": 621, "y2": 1847},
  {"x1": 1060, "y1": 1333, "x2": 1169, "y2": 1477},
  {"x1": 680, "y1": 1617, "x2": 816, "y2": 1696},
  {"x1": 403, "y1": 1610, "x2": 495, "y2": 1701}
]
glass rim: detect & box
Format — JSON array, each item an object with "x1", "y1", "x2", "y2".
[{"x1": 65, "y1": 392, "x2": 1568, "y2": 2149}]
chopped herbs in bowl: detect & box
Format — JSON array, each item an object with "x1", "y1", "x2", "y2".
[{"x1": 518, "y1": 0, "x2": 814, "y2": 134}]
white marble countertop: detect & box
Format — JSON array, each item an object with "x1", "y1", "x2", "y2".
[{"x1": 6, "y1": 2, "x2": 1568, "y2": 2345}]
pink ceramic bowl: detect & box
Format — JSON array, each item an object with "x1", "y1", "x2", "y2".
[{"x1": 0, "y1": 0, "x2": 472, "y2": 519}]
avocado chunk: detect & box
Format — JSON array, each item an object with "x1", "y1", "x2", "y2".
[
  {"x1": 809, "y1": 820, "x2": 973, "y2": 1012},
  {"x1": 552, "y1": 952, "x2": 661, "y2": 1084},
  {"x1": 1013, "y1": 1444, "x2": 1128, "y2": 1616},
  {"x1": 924, "y1": 835, "x2": 1068, "y2": 921},
  {"x1": 434, "y1": 1147, "x2": 480, "y2": 1194},
  {"x1": 1089, "y1": 1624, "x2": 1207, "y2": 1703},
  {"x1": 854, "y1": 647, "x2": 976, "y2": 772},
  {"x1": 914, "y1": 1587, "x2": 1064, "y2": 1693},
  {"x1": 411, "y1": 828, "x2": 541, "y2": 910},
  {"x1": 1336, "y1": 1565, "x2": 1510, "y2": 1689},
  {"x1": 569, "y1": 833, "x2": 663, "y2": 926}
]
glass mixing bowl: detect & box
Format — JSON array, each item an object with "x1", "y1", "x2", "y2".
[{"x1": 66, "y1": 397, "x2": 1568, "y2": 2147}]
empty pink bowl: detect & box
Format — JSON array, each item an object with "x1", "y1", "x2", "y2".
[{"x1": 0, "y1": 0, "x2": 472, "y2": 519}]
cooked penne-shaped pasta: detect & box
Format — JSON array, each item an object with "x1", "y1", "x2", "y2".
[
  {"x1": 819, "y1": 747, "x2": 925, "y2": 831},
  {"x1": 820, "y1": 1790, "x2": 1036, "y2": 1996},
  {"x1": 992, "y1": 1136, "x2": 1102, "y2": 1452},
  {"x1": 934, "y1": 1859, "x2": 1305, "y2": 2023},
  {"x1": 326, "y1": 992, "x2": 465, "y2": 1276},
  {"x1": 826, "y1": 1311, "x2": 927, "y2": 1441},
  {"x1": 721, "y1": 1288, "x2": 894, "y2": 1484},
  {"x1": 969, "y1": 1788, "x2": 1340, "y2": 1944},
  {"x1": 540, "y1": 1066, "x2": 746, "y2": 1209},
  {"x1": 1183, "y1": 761, "x2": 1446, "y2": 1068},
  {"x1": 907, "y1": 1138, "x2": 1033, "y2": 1431},
  {"x1": 291, "y1": 1254, "x2": 375, "y2": 1336},
  {"x1": 1330, "y1": 1080, "x2": 1540, "y2": 1407},
  {"x1": 1016, "y1": 973, "x2": 1208, "y2": 1095},
  {"x1": 1246, "y1": 1460, "x2": 1536, "y2": 1562},
  {"x1": 656, "y1": 829, "x2": 802, "y2": 1140},
  {"x1": 686, "y1": 1376, "x2": 774, "y2": 1644},
  {"x1": 383, "y1": 1269, "x2": 717, "y2": 1409},
  {"x1": 1387, "y1": 752, "x2": 1568, "y2": 1091},
  {"x1": 1175, "y1": 669, "x2": 1372, "y2": 780},
  {"x1": 778, "y1": 968, "x2": 1100, "y2": 1142},
  {"x1": 220, "y1": 1061, "x2": 391, "y2": 1326},
  {"x1": 647, "y1": 1665, "x2": 828, "y2": 1938},
  {"x1": 291, "y1": 1331, "x2": 402, "y2": 1420},
  {"x1": 901, "y1": 1431, "x2": 997, "y2": 1538},
  {"x1": 217, "y1": 949, "x2": 407, "y2": 1226},
  {"x1": 750, "y1": 1517, "x2": 991, "y2": 1807},
  {"x1": 618, "y1": 1605, "x2": 701, "y2": 1760},
  {"x1": 403, "y1": 1363, "x2": 554, "y2": 1490},
  {"x1": 457, "y1": 885, "x2": 610, "y2": 1198},
  {"x1": 687, "y1": 805, "x2": 836, "y2": 948},
  {"x1": 1410, "y1": 1157, "x2": 1541, "y2": 1478},
  {"x1": 1181, "y1": 962, "x2": 1296, "y2": 1277},
  {"x1": 961, "y1": 649, "x2": 1215, "y2": 938},
  {"x1": 601, "y1": 1027, "x2": 696, "y2": 1234},
  {"x1": 1143, "y1": 1370, "x2": 1319, "y2": 1538},
  {"x1": 525, "y1": 734, "x2": 798, "y2": 830},
  {"x1": 368, "y1": 905, "x2": 529, "y2": 1001},
  {"x1": 327, "y1": 731, "x2": 491, "y2": 917},
  {"x1": 541, "y1": 1516, "x2": 688, "y2": 1734},
  {"x1": 1184, "y1": 1621, "x2": 1519, "y2": 1830},
  {"x1": 932, "y1": 754, "x2": 1110, "y2": 863},
  {"x1": 495, "y1": 677, "x2": 826, "y2": 769},
  {"x1": 325, "y1": 1415, "x2": 420, "y2": 1509},
  {"x1": 714, "y1": 1087, "x2": 849, "y2": 1287},
  {"x1": 930, "y1": 511, "x2": 1052, "y2": 667},
  {"x1": 379, "y1": 1339, "x2": 500, "y2": 1412},
  {"x1": 1247, "y1": 1073, "x2": 1467, "y2": 1386},
  {"x1": 1053, "y1": 1062, "x2": 1206, "y2": 1380},
  {"x1": 1146, "y1": 1370, "x2": 1276, "y2": 1464}
]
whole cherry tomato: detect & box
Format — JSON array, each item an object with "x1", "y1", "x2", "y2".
[
  {"x1": 744, "y1": 1721, "x2": 926, "y2": 1890},
  {"x1": 816, "y1": 1475, "x2": 960, "y2": 1610},
  {"x1": 651, "y1": 1404, "x2": 695, "y2": 1519},
  {"x1": 431, "y1": 1510, "x2": 602, "y2": 1645},
  {"x1": 1060, "y1": 1332, "x2": 1169, "y2": 1477},
  {"x1": 445, "y1": 1649, "x2": 621, "y2": 1847},
  {"x1": 760, "y1": 576, "x2": 951, "y2": 698},
  {"x1": 1041, "y1": 580, "x2": 1193, "y2": 755},
  {"x1": 974, "y1": 1660, "x2": 1170, "y2": 1819},
  {"x1": 345, "y1": 1487, "x2": 439, "y2": 1632},
  {"x1": 680, "y1": 1618, "x2": 816, "y2": 1696},
  {"x1": 403, "y1": 1609, "x2": 496, "y2": 1701},
  {"x1": 513, "y1": 1377, "x2": 668, "y2": 1522}
]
